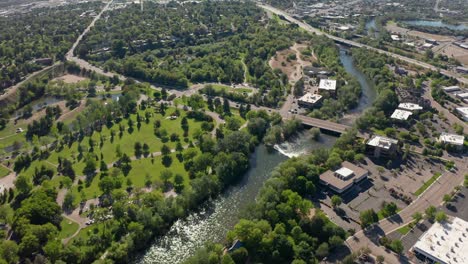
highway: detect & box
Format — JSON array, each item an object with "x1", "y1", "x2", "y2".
[{"x1": 258, "y1": 4, "x2": 468, "y2": 85}]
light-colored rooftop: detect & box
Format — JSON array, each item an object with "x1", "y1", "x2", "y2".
[
  {"x1": 367, "y1": 135, "x2": 398, "y2": 150},
  {"x1": 335, "y1": 167, "x2": 354, "y2": 179},
  {"x1": 456, "y1": 92, "x2": 468, "y2": 99},
  {"x1": 320, "y1": 161, "x2": 368, "y2": 192},
  {"x1": 391, "y1": 109, "x2": 413, "y2": 120},
  {"x1": 319, "y1": 79, "x2": 337, "y2": 91},
  {"x1": 298, "y1": 93, "x2": 323, "y2": 104},
  {"x1": 398, "y1": 103, "x2": 423, "y2": 111},
  {"x1": 443, "y1": 86, "x2": 460, "y2": 92},
  {"x1": 439, "y1": 133, "x2": 465, "y2": 146},
  {"x1": 456, "y1": 107, "x2": 468, "y2": 118},
  {"x1": 413, "y1": 217, "x2": 468, "y2": 264}
]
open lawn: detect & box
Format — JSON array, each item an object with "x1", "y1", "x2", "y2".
[
  {"x1": 58, "y1": 218, "x2": 80, "y2": 240},
  {"x1": 0, "y1": 165, "x2": 10, "y2": 178},
  {"x1": 397, "y1": 224, "x2": 412, "y2": 235}
]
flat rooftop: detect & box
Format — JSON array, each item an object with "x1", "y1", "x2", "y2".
[
  {"x1": 298, "y1": 93, "x2": 323, "y2": 104},
  {"x1": 413, "y1": 217, "x2": 468, "y2": 264},
  {"x1": 439, "y1": 133, "x2": 465, "y2": 146},
  {"x1": 367, "y1": 135, "x2": 398, "y2": 150},
  {"x1": 456, "y1": 107, "x2": 468, "y2": 116},
  {"x1": 443, "y1": 86, "x2": 460, "y2": 92},
  {"x1": 398, "y1": 102, "x2": 423, "y2": 111},
  {"x1": 319, "y1": 79, "x2": 337, "y2": 91},
  {"x1": 320, "y1": 161, "x2": 368, "y2": 192},
  {"x1": 391, "y1": 109, "x2": 412, "y2": 120}
]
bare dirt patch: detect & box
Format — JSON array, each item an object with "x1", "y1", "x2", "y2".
[
  {"x1": 435, "y1": 43, "x2": 468, "y2": 66},
  {"x1": 269, "y1": 43, "x2": 314, "y2": 83},
  {"x1": 54, "y1": 74, "x2": 87, "y2": 84},
  {"x1": 385, "y1": 22, "x2": 456, "y2": 42}
]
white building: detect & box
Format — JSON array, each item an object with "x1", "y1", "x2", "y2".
[
  {"x1": 398, "y1": 103, "x2": 423, "y2": 112},
  {"x1": 366, "y1": 135, "x2": 399, "y2": 158},
  {"x1": 456, "y1": 107, "x2": 468, "y2": 122},
  {"x1": 391, "y1": 109, "x2": 413, "y2": 120},
  {"x1": 391, "y1": 35, "x2": 401, "y2": 41},
  {"x1": 439, "y1": 133, "x2": 465, "y2": 150},
  {"x1": 319, "y1": 79, "x2": 337, "y2": 92},
  {"x1": 443, "y1": 86, "x2": 461, "y2": 93},
  {"x1": 298, "y1": 93, "x2": 323, "y2": 108},
  {"x1": 456, "y1": 92, "x2": 468, "y2": 100},
  {"x1": 412, "y1": 217, "x2": 468, "y2": 264}
]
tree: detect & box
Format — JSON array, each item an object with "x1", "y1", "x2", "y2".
[
  {"x1": 435, "y1": 211, "x2": 447, "y2": 223},
  {"x1": 331, "y1": 195, "x2": 342, "y2": 208},
  {"x1": 360, "y1": 209, "x2": 378, "y2": 228},
  {"x1": 0, "y1": 240, "x2": 19, "y2": 264},
  {"x1": 412, "y1": 212, "x2": 423, "y2": 224},
  {"x1": 425, "y1": 206, "x2": 437, "y2": 221},
  {"x1": 443, "y1": 194, "x2": 452, "y2": 203},
  {"x1": 83, "y1": 157, "x2": 97, "y2": 176},
  {"x1": 315, "y1": 242, "x2": 329, "y2": 259},
  {"x1": 160, "y1": 169, "x2": 173, "y2": 186},
  {"x1": 161, "y1": 145, "x2": 171, "y2": 156},
  {"x1": 390, "y1": 239, "x2": 403, "y2": 254},
  {"x1": 376, "y1": 255, "x2": 385, "y2": 264},
  {"x1": 63, "y1": 191, "x2": 75, "y2": 211},
  {"x1": 174, "y1": 174, "x2": 185, "y2": 193},
  {"x1": 223, "y1": 98, "x2": 231, "y2": 114},
  {"x1": 134, "y1": 142, "x2": 142, "y2": 157},
  {"x1": 14, "y1": 175, "x2": 32, "y2": 196}
]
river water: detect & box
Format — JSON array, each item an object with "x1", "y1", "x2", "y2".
[
  {"x1": 338, "y1": 47, "x2": 377, "y2": 125},
  {"x1": 403, "y1": 20, "x2": 468, "y2": 31},
  {"x1": 139, "y1": 132, "x2": 336, "y2": 264},
  {"x1": 365, "y1": 18, "x2": 379, "y2": 38},
  {"x1": 140, "y1": 45, "x2": 375, "y2": 264}
]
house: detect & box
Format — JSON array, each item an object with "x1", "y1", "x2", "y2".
[
  {"x1": 318, "y1": 79, "x2": 337, "y2": 93},
  {"x1": 456, "y1": 92, "x2": 468, "y2": 100},
  {"x1": 319, "y1": 161, "x2": 368, "y2": 194},
  {"x1": 439, "y1": 133, "x2": 464, "y2": 150},
  {"x1": 391, "y1": 109, "x2": 412, "y2": 121},
  {"x1": 456, "y1": 107, "x2": 468, "y2": 122},
  {"x1": 298, "y1": 93, "x2": 323, "y2": 108},
  {"x1": 398, "y1": 103, "x2": 423, "y2": 112},
  {"x1": 366, "y1": 135, "x2": 399, "y2": 158},
  {"x1": 412, "y1": 217, "x2": 468, "y2": 264}
]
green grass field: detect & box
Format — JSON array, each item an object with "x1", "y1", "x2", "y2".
[
  {"x1": 0, "y1": 165, "x2": 10, "y2": 178},
  {"x1": 397, "y1": 225, "x2": 412, "y2": 235},
  {"x1": 58, "y1": 218, "x2": 80, "y2": 240},
  {"x1": 414, "y1": 172, "x2": 442, "y2": 196}
]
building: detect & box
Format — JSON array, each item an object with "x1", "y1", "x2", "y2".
[
  {"x1": 456, "y1": 66, "x2": 468, "y2": 74},
  {"x1": 456, "y1": 92, "x2": 468, "y2": 100},
  {"x1": 319, "y1": 79, "x2": 337, "y2": 92},
  {"x1": 319, "y1": 161, "x2": 368, "y2": 194},
  {"x1": 443, "y1": 86, "x2": 461, "y2": 93},
  {"x1": 412, "y1": 217, "x2": 468, "y2": 264},
  {"x1": 398, "y1": 102, "x2": 423, "y2": 112},
  {"x1": 456, "y1": 107, "x2": 468, "y2": 122},
  {"x1": 298, "y1": 93, "x2": 323, "y2": 108},
  {"x1": 391, "y1": 34, "x2": 401, "y2": 41},
  {"x1": 391, "y1": 109, "x2": 413, "y2": 121},
  {"x1": 366, "y1": 135, "x2": 399, "y2": 158},
  {"x1": 439, "y1": 133, "x2": 465, "y2": 150}
]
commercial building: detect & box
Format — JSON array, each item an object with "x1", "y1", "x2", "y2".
[
  {"x1": 456, "y1": 66, "x2": 468, "y2": 74},
  {"x1": 366, "y1": 135, "x2": 399, "y2": 158},
  {"x1": 319, "y1": 161, "x2": 368, "y2": 194},
  {"x1": 456, "y1": 107, "x2": 468, "y2": 122},
  {"x1": 412, "y1": 217, "x2": 468, "y2": 264},
  {"x1": 439, "y1": 133, "x2": 465, "y2": 150},
  {"x1": 398, "y1": 102, "x2": 423, "y2": 112},
  {"x1": 390, "y1": 35, "x2": 401, "y2": 41},
  {"x1": 297, "y1": 93, "x2": 323, "y2": 108},
  {"x1": 443, "y1": 86, "x2": 461, "y2": 93},
  {"x1": 391, "y1": 109, "x2": 413, "y2": 121},
  {"x1": 319, "y1": 79, "x2": 337, "y2": 92},
  {"x1": 456, "y1": 92, "x2": 468, "y2": 100}
]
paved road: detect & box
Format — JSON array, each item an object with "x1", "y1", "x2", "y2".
[{"x1": 258, "y1": 4, "x2": 468, "y2": 85}]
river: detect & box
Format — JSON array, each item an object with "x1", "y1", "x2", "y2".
[
  {"x1": 403, "y1": 20, "x2": 468, "y2": 31},
  {"x1": 338, "y1": 47, "x2": 377, "y2": 125},
  {"x1": 365, "y1": 18, "x2": 379, "y2": 38},
  {"x1": 139, "y1": 132, "x2": 336, "y2": 264},
  {"x1": 139, "y1": 44, "x2": 375, "y2": 264}
]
